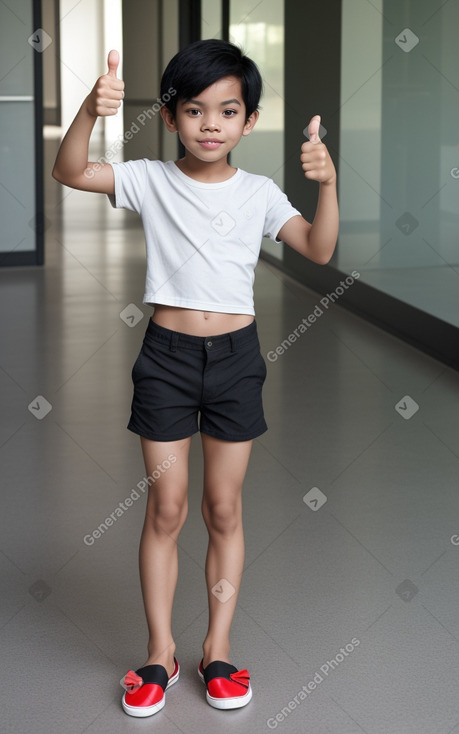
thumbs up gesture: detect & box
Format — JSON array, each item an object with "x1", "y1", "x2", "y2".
[
  {"x1": 300, "y1": 115, "x2": 336, "y2": 185},
  {"x1": 86, "y1": 50, "x2": 125, "y2": 118}
]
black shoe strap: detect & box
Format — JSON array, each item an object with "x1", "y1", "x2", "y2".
[
  {"x1": 135, "y1": 664, "x2": 169, "y2": 690},
  {"x1": 203, "y1": 660, "x2": 238, "y2": 685}
]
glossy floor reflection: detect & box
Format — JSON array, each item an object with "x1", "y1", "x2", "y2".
[{"x1": 1, "y1": 139, "x2": 459, "y2": 734}]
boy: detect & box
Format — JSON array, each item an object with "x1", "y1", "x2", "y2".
[{"x1": 52, "y1": 39, "x2": 338, "y2": 716}]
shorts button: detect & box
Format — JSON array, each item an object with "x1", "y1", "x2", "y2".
[{"x1": 207, "y1": 340, "x2": 212, "y2": 347}]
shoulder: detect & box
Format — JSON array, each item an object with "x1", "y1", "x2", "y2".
[
  {"x1": 237, "y1": 168, "x2": 270, "y2": 184},
  {"x1": 112, "y1": 158, "x2": 167, "y2": 173},
  {"x1": 143, "y1": 159, "x2": 186, "y2": 183},
  {"x1": 113, "y1": 159, "x2": 179, "y2": 188},
  {"x1": 237, "y1": 168, "x2": 281, "y2": 190},
  {"x1": 236, "y1": 168, "x2": 278, "y2": 192},
  {"x1": 236, "y1": 168, "x2": 284, "y2": 199}
]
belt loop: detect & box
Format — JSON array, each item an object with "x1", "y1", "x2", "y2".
[
  {"x1": 170, "y1": 331, "x2": 179, "y2": 352},
  {"x1": 229, "y1": 332, "x2": 235, "y2": 353}
]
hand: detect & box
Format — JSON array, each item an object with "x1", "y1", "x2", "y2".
[
  {"x1": 300, "y1": 115, "x2": 336, "y2": 185},
  {"x1": 86, "y1": 49, "x2": 125, "y2": 118}
]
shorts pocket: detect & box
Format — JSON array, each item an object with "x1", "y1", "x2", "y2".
[
  {"x1": 131, "y1": 339, "x2": 171, "y2": 384},
  {"x1": 131, "y1": 349, "x2": 146, "y2": 383},
  {"x1": 257, "y1": 349, "x2": 268, "y2": 383}
]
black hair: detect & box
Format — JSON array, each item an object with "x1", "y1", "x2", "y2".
[{"x1": 160, "y1": 39, "x2": 263, "y2": 120}]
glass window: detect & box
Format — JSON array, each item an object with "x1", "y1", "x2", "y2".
[
  {"x1": 337, "y1": 0, "x2": 459, "y2": 327},
  {"x1": 201, "y1": 0, "x2": 222, "y2": 39},
  {"x1": 229, "y1": 0, "x2": 285, "y2": 260},
  {"x1": 0, "y1": 1, "x2": 36, "y2": 257}
]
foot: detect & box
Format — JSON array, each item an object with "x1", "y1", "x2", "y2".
[
  {"x1": 202, "y1": 653, "x2": 231, "y2": 669},
  {"x1": 141, "y1": 653, "x2": 176, "y2": 680},
  {"x1": 198, "y1": 659, "x2": 252, "y2": 710},
  {"x1": 202, "y1": 643, "x2": 231, "y2": 670},
  {"x1": 121, "y1": 658, "x2": 180, "y2": 718}
]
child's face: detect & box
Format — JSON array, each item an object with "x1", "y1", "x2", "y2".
[{"x1": 161, "y1": 76, "x2": 258, "y2": 164}]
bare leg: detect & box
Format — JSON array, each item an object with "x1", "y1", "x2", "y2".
[
  {"x1": 138, "y1": 436, "x2": 191, "y2": 677},
  {"x1": 200, "y1": 434, "x2": 253, "y2": 667}
]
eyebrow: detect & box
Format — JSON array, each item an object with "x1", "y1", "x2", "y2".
[{"x1": 182, "y1": 98, "x2": 242, "y2": 107}]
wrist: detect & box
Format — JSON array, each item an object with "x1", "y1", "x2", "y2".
[
  {"x1": 83, "y1": 95, "x2": 98, "y2": 119},
  {"x1": 320, "y1": 174, "x2": 336, "y2": 187}
]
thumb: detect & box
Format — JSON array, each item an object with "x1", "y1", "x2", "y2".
[
  {"x1": 308, "y1": 115, "x2": 321, "y2": 143},
  {"x1": 107, "y1": 49, "x2": 119, "y2": 77}
]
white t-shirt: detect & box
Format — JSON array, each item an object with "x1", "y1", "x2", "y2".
[{"x1": 109, "y1": 159, "x2": 301, "y2": 315}]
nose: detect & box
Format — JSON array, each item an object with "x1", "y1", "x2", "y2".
[{"x1": 201, "y1": 117, "x2": 220, "y2": 132}]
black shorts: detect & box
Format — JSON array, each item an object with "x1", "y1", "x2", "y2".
[{"x1": 127, "y1": 319, "x2": 268, "y2": 442}]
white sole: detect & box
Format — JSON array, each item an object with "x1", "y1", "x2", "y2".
[
  {"x1": 122, "y1": 693, "x2": 166, "y2": 717},
  {"x1": 198, "y1": 665, "x2": 252, "y2": 709}
]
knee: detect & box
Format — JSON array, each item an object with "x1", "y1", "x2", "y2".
[
  {"x1": 147, "y1": 495, "x2": 188, "y2": 536},
  {"x1": 202, "y1": 496, "x2": 241, "y2": 536}
]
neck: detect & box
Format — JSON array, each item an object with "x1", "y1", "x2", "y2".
[{"x1": 175, "y1": 154, "x2": 237, "y2": 183}]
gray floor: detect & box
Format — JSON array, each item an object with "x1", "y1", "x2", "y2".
[{"x1": 1, "y1": 140, "x2": 459, "y2": 734}]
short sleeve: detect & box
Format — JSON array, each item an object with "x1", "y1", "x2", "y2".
[
  {"x1": 263, "y1": 179, "x2": 302, "y2": 243},
  {"x1": 107, "y1": 158, "x2": 148, "y2": 213}
]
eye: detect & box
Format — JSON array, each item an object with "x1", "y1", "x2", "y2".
[
  {"x1": 223, "y1": 109, "x2": 237, "y2": 117},
  {"x1": 186, "y1": 108, "x2": 201, "y2": 116}
]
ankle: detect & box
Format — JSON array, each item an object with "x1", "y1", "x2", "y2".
[
  {"x1": 202, "y1": 640, "x2": 230, "y2": 667},
  {"x1": 144, "y1": 641, "x2": 176, "y2": 667}
]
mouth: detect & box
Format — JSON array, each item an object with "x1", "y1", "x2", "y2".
[{"x1": 198, "y1": 139, "x2": 223, "y2": 149}]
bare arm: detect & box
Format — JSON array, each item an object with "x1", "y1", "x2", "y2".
[
  {"x1": 277, "y1": 115, "x2": 339, "y2": 265},
  {"x1": 52, "y1": 50, "x2": 124, "y2": 194}
]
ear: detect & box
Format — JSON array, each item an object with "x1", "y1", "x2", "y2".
[
  {"x1": 242, "y1": 109, "x2": 259, "y2": 137},
  {"x1": 160, "y1": 104, "x2": 178, "y2": 132}
]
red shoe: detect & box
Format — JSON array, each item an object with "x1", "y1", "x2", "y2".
[
  {"x1": 120, "y1": 658, "x2": 179, "y2": 717},
  {"x1": 198, "y1": 659, "x2": 252, "y2": 709}
]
